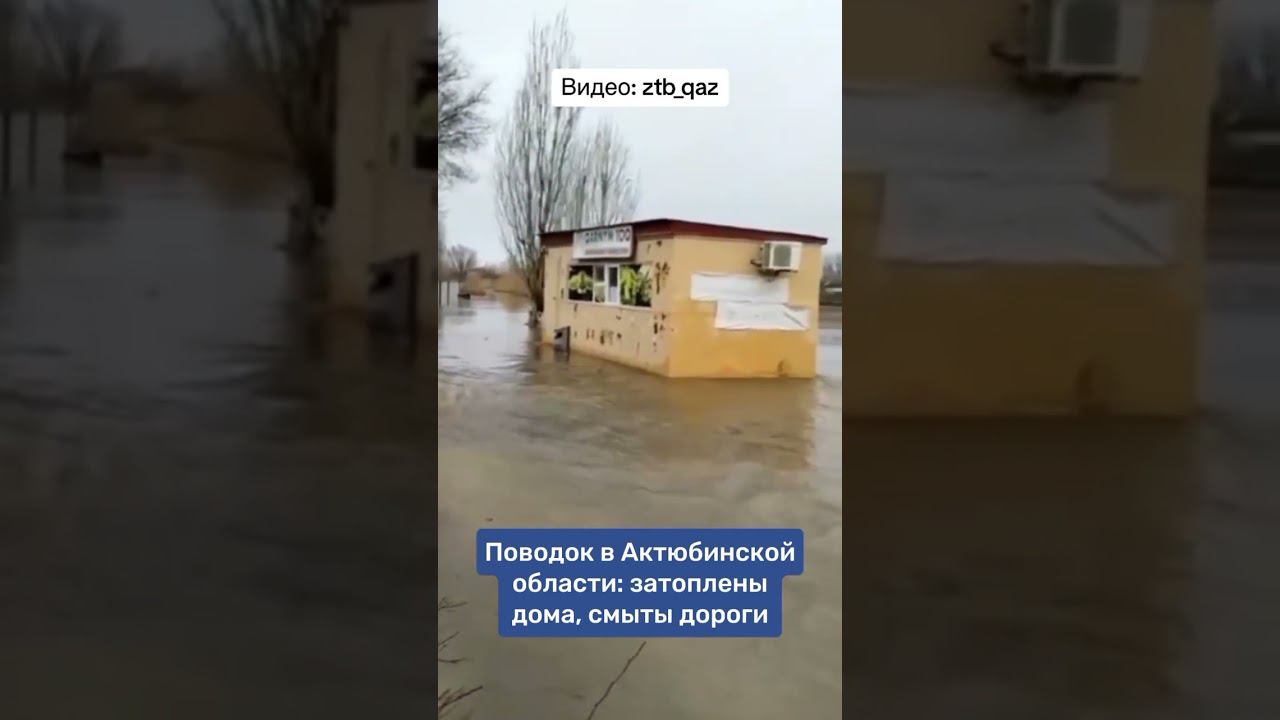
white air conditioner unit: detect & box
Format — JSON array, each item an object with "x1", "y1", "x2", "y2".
[
  {"x1": 757, "y1": 241, "x2": 802, "y2": 273},
  {"x1": 1025, "y1": 0, "x2": 1151, "y2": 79}
]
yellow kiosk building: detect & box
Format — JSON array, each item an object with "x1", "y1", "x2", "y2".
[{"x1": 541, "y1": 219, "x2": 827, "y2": 378}]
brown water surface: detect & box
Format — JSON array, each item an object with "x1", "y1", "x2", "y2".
[
  {"x1": 437, "y1": 295, "x2": 844, "y2": 719},
  {"x1": 5, "y1": 161, "x2": 1280, "y2": 719},
  {"x1": 0, "y1": 162, "x2": 435, "y2": 718}
]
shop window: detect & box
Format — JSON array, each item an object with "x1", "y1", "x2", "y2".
[
  {"x1": 567, "y1": 265, "x2": 594, "y2": 301},
  {"x1": 569, "y1": 263, "x2": 653, "y2": 308},
  {"x1": 412, "y1": 56, "x2": 436, "y2": 172},
  {"x1": 606, "y1": 265, "x2": 620, "y2": 304},
  {"x1": 620, "y1": 264, "x2": 653, "y2": 307},
  {"x1": 593, "y1": 265, "x2": 606, "y2": 302}
]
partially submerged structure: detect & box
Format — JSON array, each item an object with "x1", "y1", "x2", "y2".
[
  {"x1": 844, "y1": 0, "x2": 1214, "y2": 415},
  {"x1": 540, "y1": 220, "x2": 827, "y2": 378},
  {"x1": 330, "y1": 0, "x2": 435, "y2": 331}
]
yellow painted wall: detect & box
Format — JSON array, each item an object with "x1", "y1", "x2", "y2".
[
  {"x1": 844, "y1": 0, "x2": 1215, "y2": 416},
  {"x1": 666, "y1": 237, "x2": 822, "y2": 379},
  {"x1": 331, "y1": 3, "x2": 435, "y2": 325},
  {"x1": 542, "y1": 232, "x2": 823, "y2": 378},
  {"x1": 542, "y1": 235, "x2": 675, "y2": 373}
]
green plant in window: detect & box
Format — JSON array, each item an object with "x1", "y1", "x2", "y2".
[
  {"x1": 637, "y1": 265, "x2": 653, "y2": 305},
  {"x1": 568, "y1": 271, "x2": 592, "y2": 294},
  {"x1": 621, "y1": 266, "x2": 653, "y2": 306}
]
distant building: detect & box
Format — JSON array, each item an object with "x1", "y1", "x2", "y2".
[
  {"x1": 1210, "y1": 109, "x2": 1280, "y2": 186},
  {"x1": 541, "y1": 220, "x2": 826, "y2": 378},
  {"x1": 844, "y1": 0, "x2": 1215, "y2": 416},
  {"x1": 330, "y1": 0, "x2": 435, "y2": 331}
]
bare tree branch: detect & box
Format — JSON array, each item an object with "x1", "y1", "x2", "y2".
[
  {"x1": 443, "y1": 244, "x2": 479, "y2": 282},
  {"x1": 438, "y1": 597, "x2": 481, "y2": 716},
  {"x1": 438, "y1": 685, "x2": 483, "y2": 717},
  {"x1": 28, "y1": 0, "x2": 122, "y2": 117},
  {"x1": 207, "y1": 0, "x2": 342, "y2": 230},
  {"x1": 566, "y1": 120, "x2": 639, "y2": 228},
  {"x1": 0, "y1": 0, "x2": 35, "y2": 100},
  {"x1": 438, "y1": 27, "x2": 489, "y2": 188},
  {"x1": 493, "y1": 10, "x2": 584, "y2": 319},
  {"x1": 493, "y1": 10, "x2": 639, "y2": 322},
  {"x1": 822, "y1": 253, "x2": 842, "y2": 289}
]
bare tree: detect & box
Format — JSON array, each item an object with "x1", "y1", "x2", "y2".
[
  {"x1": 438, "y1": 28, "x2": 489, "y2": 188},
  {"x1": 493, "y1": 11, "x2": 583, "y2": 320},
  {"x1": 0, "y1": 0, "x2": 20, "y2": 194},
  {"x1": 0, "y1": 0, "x2": 30, "y2": 73},
  {"x1": 566, "y1": 120, "x2": 639, "y2": 228},
  {"x1": 443, "y1": 244, "x2": 478, "y2": 282},
  {"x1": 208, "y1": 0, "x2": 342, "y2": 255},
  {"x1": 822, "y1": 253, "x2": 842, "y2": 289},
  {"x1": 28, "y1": 0, "x2": 121, "y2": 139},
  {"x1": 0, "y1": 1, "x2": 27, "y2": 103},
  {"x1": 494, "y1": 11, "x2": 639, "y2": 322}
]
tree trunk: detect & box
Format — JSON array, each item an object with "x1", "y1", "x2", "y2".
[{"x1": 527, "y1": 276, "x2": 544, "y2": 327}]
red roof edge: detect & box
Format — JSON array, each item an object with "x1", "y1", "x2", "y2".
[{"x1": 540, "y1": 218, "x2": 827, "y2": 246}]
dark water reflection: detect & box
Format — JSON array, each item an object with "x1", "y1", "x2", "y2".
[
  {"x1": 847, "y1": 263, "x2": 1280, "y2": 719},
  {"x1": 0, "y1": 164, "x2": 435, "y2": 718},
  {"x1": 848, "y1": 420, "x2": 1200, "y2": 718},
  {"x1": 5, "y1": 158, "x2": 1280, "y2": 719}
]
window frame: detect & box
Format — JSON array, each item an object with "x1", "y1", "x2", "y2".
[
  {"x1": 409, "y1": 50, "x2": 436, "y2": 178},
  {"x1": 568, "y1": 262, "x2": 653, "y2": 308},
  {"x1": 606, "y1": 265, "x2": 621, "y2": 304},
  {"x1": 592, "y1": 265, "x2": 607, "y2": 302}
]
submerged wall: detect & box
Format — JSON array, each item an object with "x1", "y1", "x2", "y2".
[
  {"x1": 331, "y1": 2, "x2": 435, "y2": 327},
  {"x1": 543, "y1": 231, "x2": 823, "y2": 378},
  {"x1": 843, "y1": 0, "x2": 1215, "y2": 416},
  {"x1": 666, "y1": 237, "x2": 822, "y2": 379},
  {"x1": 543, "y1": 235, "x2": 675, "y2": 373}
]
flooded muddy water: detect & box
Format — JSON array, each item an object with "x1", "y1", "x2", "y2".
[
  {"x1": 845, "y1": 261, "x2": 1280, "y2": 719},
  {"x1": 5, "y1": 162, "x2": 1280, "y2": 720},
  {"x1": 0, "y1": 163, "x2": 435, "y2": 718},
  {"x1": 437, "y1": 297, "x2": 843, "y2": 719},
  {"x1": 440, "y1": 262, "x2": 1280, "y2": 719}
]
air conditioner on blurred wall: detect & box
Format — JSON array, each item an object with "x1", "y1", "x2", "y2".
[
  {"x1": 756, "y1": 241, "x2": 802, "y2": 273},
  {"x1": 1025, "y1": 0, "x2": 1152, "y2": 79}
]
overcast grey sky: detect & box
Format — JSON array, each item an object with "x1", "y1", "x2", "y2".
[{"x1": 439, "y1": 0, "x2": 842, "y2": 263}]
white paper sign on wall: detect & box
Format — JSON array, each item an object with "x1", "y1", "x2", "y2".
[
  {"x1": 715, "y1": 302, "x2": 811, "y2": 331},
  {"x1": 572, "y1": 226, "x2": 634, "y2": 260},
  {"x1": 878, "y1": 176, "x2": 1176, "y2": 266},
  {"x1": 691, "y1": 273, "x2": 790, "y2": 304}
]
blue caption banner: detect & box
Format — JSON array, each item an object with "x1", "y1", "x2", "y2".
[{"x1": 476, "y1": 528, "x2": 804, "y2": 638}]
